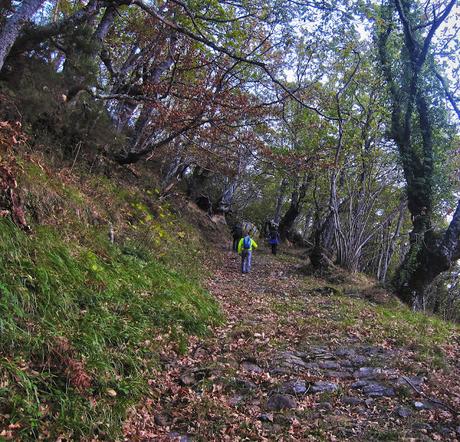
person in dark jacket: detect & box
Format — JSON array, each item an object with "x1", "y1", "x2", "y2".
[
  {"x1": 231, "y1": 223, "x2": 243, "y2": 252},
  {"x1": 269, "y1": 229, "x2": 280, "y2": 255}
]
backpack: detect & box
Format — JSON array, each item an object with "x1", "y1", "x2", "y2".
[{"x1": 243, "y1": 236, "x2": 251, "y2": 249}]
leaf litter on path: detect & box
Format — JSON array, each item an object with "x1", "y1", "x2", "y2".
[{"x1": 124, "y1": 247, "x2": 460, "y2": 441}]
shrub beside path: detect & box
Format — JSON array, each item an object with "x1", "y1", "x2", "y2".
[{"x1": 124, "y1": 247, "x2": 460, "y2": 441}]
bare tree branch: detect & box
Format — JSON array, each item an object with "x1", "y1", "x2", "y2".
[
  {"x1": 434, "y1": 69, "x2": 460, "y2": 121},
  {"x1": 130, "y1": 0, "x2": 338, "y2": 120}
]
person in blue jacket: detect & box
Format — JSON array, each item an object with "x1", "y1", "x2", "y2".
[
  {"x1": 269, "y1": 229, "x2": 280, "y2": 255},
  {"x1": 238, "y1": 233, "x2": 258, "y2": 274}
]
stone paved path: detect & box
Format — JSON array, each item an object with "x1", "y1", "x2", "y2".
[{"x1": 125, "y1": 247, "x2": 460, "y2": 441}]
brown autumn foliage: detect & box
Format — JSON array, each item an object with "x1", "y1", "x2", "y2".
[{"x1": 51, "y1": 337, "x2": 92, "y2": 393}]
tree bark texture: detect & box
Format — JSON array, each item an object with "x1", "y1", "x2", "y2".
[
  {"x1": 309, "y1": 209, "x2": 335, "y2": 269},
  {"x1": 0, "y1": 0, "x2": 46, "y2": 72},
  {"x1": 273, "y1": 177, "x2": 288, "y2": 225},
  {"x1": 279, "y1": 175, "x2": 310, "y2": 241},
  {"x1": 4, "y1": 0, "x2": 103, "y2": 64},
  {"x1": 376, "y1": 198, "x2": 405, "y2": 283}
]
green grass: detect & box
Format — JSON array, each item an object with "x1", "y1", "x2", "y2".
[
  {"x1": 364, "y1": 427, "x2": 403, "y2": 441},
  {"x1": 0, "y1": 215, "x2": 221, "y2": 439},
  {"x1": 270, "y1": 299, "x2": 305, "y2": 315},
  {"x1": 290, "y1": 291, "x2": 457, "y2": 369}
]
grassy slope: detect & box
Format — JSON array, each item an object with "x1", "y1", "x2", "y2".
[{"x1": 0, "y1": 156, "x2": 221, "y2": 440}]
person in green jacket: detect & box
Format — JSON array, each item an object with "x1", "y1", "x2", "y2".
[{"x1": 238, "y1": 233, "x2": 258, "y2": 274}]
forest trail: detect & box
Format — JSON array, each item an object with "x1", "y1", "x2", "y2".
[{"x1": 124, "y1": 247, "x2": 460, "y2": 441}]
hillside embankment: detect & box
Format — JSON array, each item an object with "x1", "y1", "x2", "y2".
[{"x1": 0, "y1": 152, "x2": 223, "y2": 440}]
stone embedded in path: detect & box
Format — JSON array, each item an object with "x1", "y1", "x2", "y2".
[
  {"x1": 266, "y1": 393, "x2": 297, "y2": 411},
  {"x1": 340, "y1": 355, "x2": 368, "y2": 368},
  {"x1": 258, "y1": 413, "x2": 274, "y2": 422},
  {"x1": 362, "y1": 382, "x2": 395, "y2": 397},
  {"x1": 234, "y1": 378, "x2": 257, "y2": 392},
  {"x1": 310, "y1": 381, "x2": 339, "y2": 394},
  {"x1": 351, "y1": 380, "x2": 395, "y2": 397},
  {"x1": 414, "y1": 401, "x2": 432, "y2": 410},
  {"x1": 397, "y1": 406, "x2": 412, "y2": 418},
  {"x1": 270, "y1": 351, "x2": 309, "y2": 374},
  {"x1": 353, "y1": 367, "x2": 383, "y2": 379},
  {"x1": 362, "y1": 346, "x2": 386, "y2": 357},
  {"x1": 280, "y1": 380, "x2": 308, "y2": 395},
  {"x1": 349, "y1": 355, "x2": 369, "y2": 367},
  {"x1": 309, "y1": 346, "x2": 335, "y2": 360},
  {"x1": 241, "y1": 360, "x2": 264, "y2": 373},
  {"x1": 319, "y1": 361, "x2": 340, "y2": 370},
  {"x1": 412, "y1": 422, "x2": 432, "y2": 431},
  {"x1": 279, "y1": 351, "x2": 309, "y2": 367},
  {"x1": 335, "y1": 348, "x2": 355, "y2": 358},
  {"x1": 305, "y1": 362, "x2": 320, "y2": 370},
  {"x1": 341, "y1": 396, "x2": 363, "y2": 405},
  {"x1": 351, "y1": 380, "x2": 368, "y2": 389},
  {"x1": 292, "y1": 350, "x2": 310, "y2": 359},
  {"x1": 326, "y1": 370, "x2": 353, "y2": 380}
]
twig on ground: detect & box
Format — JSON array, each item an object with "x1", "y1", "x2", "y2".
[{"x1": 402, "y1": 376, "x2": 458, "y2": 415}]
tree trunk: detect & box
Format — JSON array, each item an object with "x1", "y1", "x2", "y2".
[
  {"x1": 218, "y1": 178, "x2": 238, "y2": 214},
  {"x1": 65, "y1": 4, "x2": 118, "y2": 101},
  {"x1": 115, "y1": 32, "x2": 178, "y2": 161},
  {"x1": 377, "y1": 2, "x2": 458, "y2": 306},
  {"x1": 278, "y1": 175, "x2": 309, "y2": 241},
  {"x1": 303, "y1": 209, "x2": 313, "y2": 243},
  {"x1": 378, "y1": 198, "x2": 405, "y2": 283},
  {"x1": 161, "y1": 154, "x2": 186, "y2": 193},
  {"x1": 279, "y1": 195, "x2": 300, "y2": 240},
  {"x1": 309, "y1": 209, "x2": 335, "y2": 269},
  {"x1": 273, "y1": 177, "x2": 288, "y2": 225},
  {"x1": 0, "y1": 0, "x2": 46, "y2": 72},
  {"x1": 4, "y1": 0, "x2": 103, "y2": 65},
  {"x1": 186, "y1": 166, "x2": 213, "y2": 212}
]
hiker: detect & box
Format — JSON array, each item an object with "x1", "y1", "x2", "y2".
[
  {"x1": 231, "y1": 223, "x2": 243, "y2": 252},
  {"x1": 238, "y1": 233, "x2": 258, "y2": 274},
  {"x1": 269, "y1": 229, "x2": 280, "y2": 255}
]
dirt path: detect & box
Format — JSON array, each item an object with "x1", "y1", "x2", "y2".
[{"x1": 124, "y1": 247, "x2": 460, "y2": 441}]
